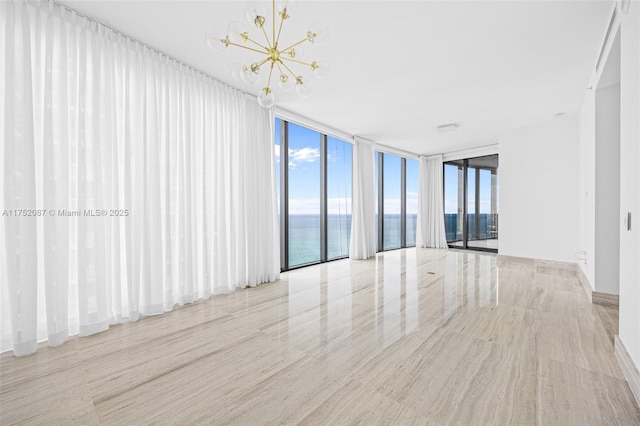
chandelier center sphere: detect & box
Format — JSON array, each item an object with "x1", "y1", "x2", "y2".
[{"x1": 268, "y1": 48, "x2": 281, "y2": 63}]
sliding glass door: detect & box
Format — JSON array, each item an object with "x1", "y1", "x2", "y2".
[
  {"x1": 467, "y1": 156, "x2": 499, "y2": 250},
  {"x1": 444, "y1": 155, "x2": 498, "y2": 252},
  {"x1": 444, "y1": 160, "x2": 464, "y2": 248}
]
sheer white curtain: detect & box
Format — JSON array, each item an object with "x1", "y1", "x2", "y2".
[
  {"x1": 416, "y1": 154, "x2": 448, "y2": 249},
  {"x1": 0, "y1": 1, "x2": 280, "y2": 356},
  {"x1": 349, "y1": 137, "x2": 376, "y2": 259}
]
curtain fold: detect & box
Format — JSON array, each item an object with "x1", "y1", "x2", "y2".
[
  {"x1": 0, "y1": 0, "x2": 280, "y2": 356},
  {"x1": 416, "y1": 154, "x2": 449, "y2": 249},
  {"x1": 349, "y1": 137, "x2": 376, "y2": 259}
]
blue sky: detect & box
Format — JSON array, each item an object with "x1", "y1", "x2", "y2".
[
  {"x1": 444, "y1": 164, "x2": 494, "y2": 214},
  {"x1": 275, "y1": 119, "x2": 355, "y2": 215}
]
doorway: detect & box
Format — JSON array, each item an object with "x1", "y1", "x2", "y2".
[
  {"x1": 594, "y1": 28, "x2": 621, "y2": 297},
  {"x1": 443, "y1": 154, "x2": 499, "y2": 252}
]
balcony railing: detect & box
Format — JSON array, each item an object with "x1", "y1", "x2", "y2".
[{"x1": 445, "y1": 213, "x2": 499, "y2": 243}]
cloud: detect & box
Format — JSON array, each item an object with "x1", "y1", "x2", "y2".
[
  {"x1": 276, "y1": 146, "x2": 349, "y2": 169},
  {"x1": 289, "y1": 147, "x2": 320, "y2": 169},
  {"x1": 274, "y1": 145, "x2": 319, "y2": 168}
]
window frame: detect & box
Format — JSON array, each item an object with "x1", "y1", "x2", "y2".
[
  {"x1": 443, "y1": 155, "x2": 499, "y2": 253},
  {"x1": 278, "y1": 119, "x2": 353, "y2": 271},
  {"x1": 376, "y1": 152, "x2": 417, "y2": 253}
]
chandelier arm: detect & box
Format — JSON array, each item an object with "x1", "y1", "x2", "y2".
[
  {"x1": 281, "y1": 57, "x2": 314, "y2": 67},
  {"x1": 245, "y1": 36, "x2": 269, "y2": 51},
  {"x1": 279, "y1": 61, "x2": 299, "y2": 79},
  {"x1": 261, "y1": 25, "x2": 273, "y2": 49},
  {"x1": 275, "y1": 14, "x2": 285, "y2": 48},
  {"x1": 255, "y1": 57, "x2": 271, "y2": 69},
  {"x1": 267, "y1": 62, "x2": 275, "y2": 89},
  {"x1": 226, "y1": 41, "x2": 267, "y2": 55},
  {"x1": 279, "y1": 37, "x2": 309, "y2": 54}
]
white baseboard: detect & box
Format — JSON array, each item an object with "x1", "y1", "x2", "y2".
[{"x1": 615, "y1": 335, "x2": 640, "y2": 409}]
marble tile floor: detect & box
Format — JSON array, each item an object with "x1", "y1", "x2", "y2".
[{"x1": 1, "y1": 248, "x2": 639, "y2": 425}]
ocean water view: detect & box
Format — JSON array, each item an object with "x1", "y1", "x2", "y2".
[
  {"x1": 288, "y1": 214, "x2": 418, "y2": 267},
  {"x1": 287, "y1": 213, "x2": 499, "y2": 267}
]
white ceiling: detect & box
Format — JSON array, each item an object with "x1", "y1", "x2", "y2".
[{"x1": 58, "y1": 0, "x2": 613, "y2": 155}]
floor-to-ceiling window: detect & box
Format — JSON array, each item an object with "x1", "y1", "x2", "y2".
[
  {"x1": 405, "y1": 158, "x2": 419, "y2": 246},
  {"x1": 443, "y1": 154, "x2": 498, "y2": 252},
  {"x1": 382, "y1": 153, "x2": 402, "y2": 250},
  {"x1": 327, "y1": 136, "x2": 353, "y2": 260},
  {"x1": 277, "y1": 119, "x2": 419, "y2": 266},
  {"x1": 376, "y1": 152, "x2": 418, "y2": 252},
  {"x1": 287, "y1": 122, "x2": 322, "y2": 267},
  {"x1": 277, "y1": 118, "x2": 352, "y2": 270}
]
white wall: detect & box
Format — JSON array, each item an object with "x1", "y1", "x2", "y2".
[
  {"x1": 579, "y1": 27, "x2": 621, "y2": 297},
  {"x1": 595, "y1": 81, "x2": 621, "y2": 295},
  {"x1": 499, "y1": 116, "x2": 580, "y2": 263},
  {"x1": 578, "y1": 90, "x2": 595, "y2": 289},
  {"x1": 618, "y1": 1, "x2": 640, "y2": 374},
  {"x1": 579, "y1": 0, "x2": 640, "y2": 393}
]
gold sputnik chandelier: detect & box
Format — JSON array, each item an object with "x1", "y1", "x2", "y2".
[{"x1": 206, "y1": 0, "x2": 329, "y2": 108}]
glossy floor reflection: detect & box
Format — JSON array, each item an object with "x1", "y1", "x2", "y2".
[{"x1": 1, "y1": 249, "x2": 639, "y2": 425}]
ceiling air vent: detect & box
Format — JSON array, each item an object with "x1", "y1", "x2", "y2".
[
  {"x1": 596, "y1": 8, "x2": 617, "y2": 72},
  {"x1": 437, "y1": 123, "x2": 459, "y2": 133}
]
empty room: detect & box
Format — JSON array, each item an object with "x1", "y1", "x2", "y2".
[{"x1": 1, "y1": 0, "x2": 640, "y2": 424}]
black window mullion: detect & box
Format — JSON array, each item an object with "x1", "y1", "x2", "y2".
[
  {"x1": 320, "y1": 134, "x2": 327, "y2": 262},
  {"x1": 463, "y1": 159, "x2": 469, "y2": 249},
  {"x1": 475, "y1": 167, "x2": 480, "y2": 243},
  {"x1": 401, "y1": 158, "x2": 407, "y2": 248},
  {"x1": 377, "y1": 152, "x2": 384, "y2": 252},
  {"x1": 280, "y1": 120, "x2": 289, "y2": 271}
]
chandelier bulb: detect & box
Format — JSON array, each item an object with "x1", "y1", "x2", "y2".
[
  {"x1": 278, "y1": 74, "x2": 293, "y2": 92},
  {"x1": 295, "y1": 76, "x2": 313, "y2": 97},
  {"x1": 205, "y1": 34, "x2": 228, "y2": 52},
  {"x1": 307, "y1": 22, "x2": 329, "y2": 45},
  {"x1": 277, "y1": 0, "x2": 297, "y2": 18},
  {"x1": 286, "y1": 45, "x2": 304, "y2": 59},
  {"x1": 245, "y1": 4, "x2": 267, "y2": 28},
  {"x1": 311, "y1": 60, "x2": 329, "y2": 78},
  {"x1": 228, "y1": 22, "x2": 249, "y2": 44},
  {"x1": 258, "y1": 87, "x2": 275, "y2": 108},
  {"x1": 240, "y1": 64, "x2": 261, "y2": 85}
]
